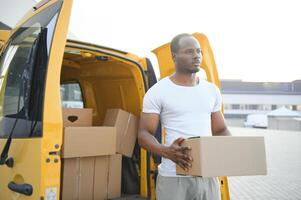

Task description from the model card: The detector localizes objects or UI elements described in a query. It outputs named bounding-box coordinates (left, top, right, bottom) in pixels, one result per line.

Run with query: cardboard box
left=61, top=154, right=122, bottom=200
left=62, top=127, right=116, bottom=158
left=62, top=107, right=116, bottom=158
left=61, top=157, right=94, bottom=200
left=62, top=108, right=92, bottom=127
left=103, top=109, right=138, bottom=157
left=61, top=108, right=121, bottom=199
left=176, top=136, right=267, bottom=177
left=94, top=154, right=122, bottom=199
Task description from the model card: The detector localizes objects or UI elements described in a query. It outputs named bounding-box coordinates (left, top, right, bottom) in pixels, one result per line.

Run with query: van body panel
left=0, top=30, right=11, bottom=51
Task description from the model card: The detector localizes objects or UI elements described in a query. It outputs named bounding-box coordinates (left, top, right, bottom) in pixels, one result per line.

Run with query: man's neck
left=170, top=72, right=199, bottom=86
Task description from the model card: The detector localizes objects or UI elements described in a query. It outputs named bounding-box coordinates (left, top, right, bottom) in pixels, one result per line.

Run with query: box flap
left=104, top=109, right=138, bottom=157
left=121, top=113, right=138, bottom=157
left=103, top=109, right=129, bottom=151
left=63, top=108, right=92, bottom=127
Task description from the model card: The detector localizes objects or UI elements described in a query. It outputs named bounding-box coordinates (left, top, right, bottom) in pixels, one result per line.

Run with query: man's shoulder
left=155, top=77, right=170, bottom=86
left=147, top=77, right=170, bottom=92
left=200, top=79, right=220, bottom=91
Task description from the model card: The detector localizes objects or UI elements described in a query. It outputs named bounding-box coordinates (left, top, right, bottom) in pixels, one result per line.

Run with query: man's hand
left=138, top=113, right=193, bottom=171
left=163, top=138, right=193, bottom=171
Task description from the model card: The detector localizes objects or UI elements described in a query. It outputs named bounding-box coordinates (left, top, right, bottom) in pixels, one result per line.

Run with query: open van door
left=151, top=32, right=230, bottom=200
left=0, top=0, right=72, bottom=199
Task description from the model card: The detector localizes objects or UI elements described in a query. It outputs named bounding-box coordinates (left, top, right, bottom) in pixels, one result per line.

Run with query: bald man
left=138, top=33, right=231, bottom=200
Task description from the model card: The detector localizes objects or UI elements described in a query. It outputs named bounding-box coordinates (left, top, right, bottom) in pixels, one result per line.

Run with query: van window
left=0, top=2, right=62, bottom=138
left=61, top=83, right=84, bottom=108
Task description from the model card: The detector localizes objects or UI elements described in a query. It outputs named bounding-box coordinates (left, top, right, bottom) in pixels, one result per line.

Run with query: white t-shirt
left=142, top=76, right=222, bottom=177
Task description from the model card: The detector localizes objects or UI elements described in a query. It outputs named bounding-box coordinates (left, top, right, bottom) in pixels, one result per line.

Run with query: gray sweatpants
left=156, top=175, right=221, bottom=200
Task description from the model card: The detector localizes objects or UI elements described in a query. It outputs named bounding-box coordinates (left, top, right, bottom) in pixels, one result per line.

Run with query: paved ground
left=228, top=127, right=301, bottom=200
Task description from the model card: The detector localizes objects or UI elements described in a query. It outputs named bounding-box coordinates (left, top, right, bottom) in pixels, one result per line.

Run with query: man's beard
left=177, top=66, right=200, bottom=74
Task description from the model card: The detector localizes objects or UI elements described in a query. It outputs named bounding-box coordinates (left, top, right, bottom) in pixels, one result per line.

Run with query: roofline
left=222, top=91, right=301, bottom=95
left=66, top=39, right=128, bottom=55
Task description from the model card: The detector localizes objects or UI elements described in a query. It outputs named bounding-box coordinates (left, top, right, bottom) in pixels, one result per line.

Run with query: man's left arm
left=211, top=111, right=231, bottom=136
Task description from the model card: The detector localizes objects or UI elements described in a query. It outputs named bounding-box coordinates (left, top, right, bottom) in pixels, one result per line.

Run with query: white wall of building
left=222, top=94, right=301, bottom=105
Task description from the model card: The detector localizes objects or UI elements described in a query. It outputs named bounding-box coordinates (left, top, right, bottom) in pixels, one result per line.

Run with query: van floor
left=112, top=195, right=148, bottom=200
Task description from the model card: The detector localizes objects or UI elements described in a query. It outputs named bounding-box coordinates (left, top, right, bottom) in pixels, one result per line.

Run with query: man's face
left=173, top=36, right=202, bottom=74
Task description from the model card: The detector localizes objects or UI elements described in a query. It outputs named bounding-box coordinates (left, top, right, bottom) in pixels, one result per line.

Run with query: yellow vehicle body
left=0, top=30, right=11, bottom=51
left=0, top=0, right=229, bottom=199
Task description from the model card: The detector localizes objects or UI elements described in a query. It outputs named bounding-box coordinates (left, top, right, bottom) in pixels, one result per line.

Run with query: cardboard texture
left=61, top=108, right=122, bottom=199
left=93, top=157, right=108, bottom=200
left=61, top=157, right=94, bottom=200
left=61, top=155, right=122, bottom=200
left=176, top=136, right=267, bottom=177
left=62, top=127, right=116, bottom=158
left=108, top=154, right=122, bottom=199
left=61, top=158, right=78, bottom=200
left=79, top=157, right=95, bottom=199
left=94, top=154, right=122, bottom=199
left=62, top=108, right=92, bottom=127
left=103, top=109, right=138, bottom=157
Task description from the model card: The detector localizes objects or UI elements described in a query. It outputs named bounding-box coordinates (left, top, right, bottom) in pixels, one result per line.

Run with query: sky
left=1, top=0, right=300, bottom=82
left=68, top=0, right=301, bottom=82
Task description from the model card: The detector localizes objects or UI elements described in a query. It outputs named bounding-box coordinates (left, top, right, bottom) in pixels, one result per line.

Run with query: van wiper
left=0, top=83, right=22, bottom=167
left=0, top=34, right=40, bottom=168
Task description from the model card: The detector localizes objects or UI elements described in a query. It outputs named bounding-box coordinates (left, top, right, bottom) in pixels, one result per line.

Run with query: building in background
left=221, top=79, right=301, bottom=131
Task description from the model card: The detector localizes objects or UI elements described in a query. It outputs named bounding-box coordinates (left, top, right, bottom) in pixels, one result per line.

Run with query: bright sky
left=68, top=0, right=300, bottom=82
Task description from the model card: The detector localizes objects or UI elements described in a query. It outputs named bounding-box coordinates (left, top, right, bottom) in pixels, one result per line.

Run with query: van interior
left=60, top=45, right=146, bottom=195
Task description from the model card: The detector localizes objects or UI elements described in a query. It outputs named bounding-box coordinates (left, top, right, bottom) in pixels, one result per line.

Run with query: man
left=138, top=33, right=231, bottom=200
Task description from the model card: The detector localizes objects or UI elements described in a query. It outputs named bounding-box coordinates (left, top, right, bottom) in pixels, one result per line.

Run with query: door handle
left=8, top=181, right=33, bottom=196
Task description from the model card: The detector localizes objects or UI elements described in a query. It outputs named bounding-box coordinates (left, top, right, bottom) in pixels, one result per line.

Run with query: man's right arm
left=138, top=112, right=192, bottom=171
left=138, top=113, right=165, bottom=155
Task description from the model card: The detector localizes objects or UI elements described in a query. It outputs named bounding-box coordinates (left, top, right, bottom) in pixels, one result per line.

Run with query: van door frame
left=0, top=0, right=73, bottom=199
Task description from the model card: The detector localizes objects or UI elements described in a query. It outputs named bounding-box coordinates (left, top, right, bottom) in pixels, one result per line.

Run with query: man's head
left=170, top=33, right=202, bottom=74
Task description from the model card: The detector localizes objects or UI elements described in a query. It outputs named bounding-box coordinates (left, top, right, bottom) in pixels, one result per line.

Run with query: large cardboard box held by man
left=61, top=108, right=121, bottom=200
left=103, top=109, right=138, bottom=157
left=176, top=136, right=267, bottom=177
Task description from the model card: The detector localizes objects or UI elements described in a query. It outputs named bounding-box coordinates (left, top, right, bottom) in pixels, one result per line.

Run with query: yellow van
left=0, top=0, right=230, bottom=199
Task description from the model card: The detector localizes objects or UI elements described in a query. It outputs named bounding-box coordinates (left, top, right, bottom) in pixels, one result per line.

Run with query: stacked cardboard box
left=176, top=136, right=267, bottom=177
left=103, top=109, right=138, bottom=158
left=61, top=108, right=138, bottom=200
